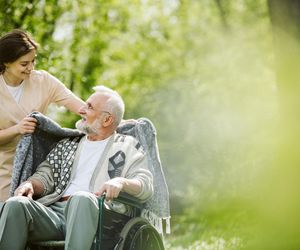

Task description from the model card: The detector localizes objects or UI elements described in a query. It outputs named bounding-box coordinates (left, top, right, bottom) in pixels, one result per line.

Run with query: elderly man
left=0, top=86, right=153, bottom=249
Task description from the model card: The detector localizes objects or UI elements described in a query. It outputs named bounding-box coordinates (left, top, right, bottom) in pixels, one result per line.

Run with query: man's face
left=76, top=93, right=107, bottom=135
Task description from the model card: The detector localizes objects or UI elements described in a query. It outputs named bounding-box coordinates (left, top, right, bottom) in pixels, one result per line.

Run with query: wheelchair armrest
left=114, top=192, right=144, bottom=210
left=98, top=192, right=143, bottom=211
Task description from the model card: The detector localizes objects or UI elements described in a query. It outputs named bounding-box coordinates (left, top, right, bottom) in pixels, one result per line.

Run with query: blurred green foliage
left=2, top=0, right=300, bottom=249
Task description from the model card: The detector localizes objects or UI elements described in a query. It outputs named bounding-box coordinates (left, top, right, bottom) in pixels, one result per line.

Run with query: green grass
left=164, top=202, right=253, bottom=250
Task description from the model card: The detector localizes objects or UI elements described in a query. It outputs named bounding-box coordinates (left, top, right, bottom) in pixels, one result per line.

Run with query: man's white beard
left=75, top=119, right=100, bottom=135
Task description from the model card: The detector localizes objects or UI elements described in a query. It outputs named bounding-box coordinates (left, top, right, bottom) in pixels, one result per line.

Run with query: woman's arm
left=44, top=71, right=85, bottom=115
left=62, top=96, right=85, bottom=115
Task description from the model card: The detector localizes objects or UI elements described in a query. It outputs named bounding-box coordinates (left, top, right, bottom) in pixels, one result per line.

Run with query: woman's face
left=4, top=49, right=36, bottom=84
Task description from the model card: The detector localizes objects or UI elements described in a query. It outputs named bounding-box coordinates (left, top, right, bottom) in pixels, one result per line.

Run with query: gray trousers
left=0, top=191, right=99, bottom=250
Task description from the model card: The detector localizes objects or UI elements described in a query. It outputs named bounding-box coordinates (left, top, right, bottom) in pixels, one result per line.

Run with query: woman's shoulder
left=29, top=70, right=61, bottom=87
left=29, top=70, right=50, bottom=81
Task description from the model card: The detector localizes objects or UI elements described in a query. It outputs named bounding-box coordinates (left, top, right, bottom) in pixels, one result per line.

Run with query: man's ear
left=102, top=114, right=114, bottom=127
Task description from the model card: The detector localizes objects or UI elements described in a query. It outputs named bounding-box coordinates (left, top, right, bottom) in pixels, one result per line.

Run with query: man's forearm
left=119, top=177, right=142, bottom=196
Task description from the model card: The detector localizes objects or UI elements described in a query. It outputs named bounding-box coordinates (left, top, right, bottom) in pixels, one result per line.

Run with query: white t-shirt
left=6, top=81, right=24, bottom=103
left=63, top=136, right=110, bottom=196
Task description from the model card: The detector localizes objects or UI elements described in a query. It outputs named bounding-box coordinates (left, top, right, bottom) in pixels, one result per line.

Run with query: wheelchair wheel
left=117, top=217, right=164, bottom=250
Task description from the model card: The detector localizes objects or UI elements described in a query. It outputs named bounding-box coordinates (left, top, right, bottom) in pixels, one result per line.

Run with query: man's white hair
left=93, top=85, right=125, bottom=126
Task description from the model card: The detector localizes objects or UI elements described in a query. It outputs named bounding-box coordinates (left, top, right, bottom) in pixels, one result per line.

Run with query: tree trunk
left=256, top=1, right=300, bottom=249
left=214, top=0, right=229, bottom=30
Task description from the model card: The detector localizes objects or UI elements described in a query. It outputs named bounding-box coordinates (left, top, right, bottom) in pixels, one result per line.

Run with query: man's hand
left=95, top=177, right=125, bottom=201
left=95, top=177, right=142, bottom=201
left=14, top=181, right=34, bottom=199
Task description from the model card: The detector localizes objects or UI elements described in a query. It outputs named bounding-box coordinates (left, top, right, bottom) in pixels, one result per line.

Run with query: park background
left=2, top=0, right=300, bottom=249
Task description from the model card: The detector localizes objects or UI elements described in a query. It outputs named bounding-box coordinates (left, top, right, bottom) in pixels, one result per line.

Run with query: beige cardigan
left=30, top=134, right=153, bottom=206
left=0, top=70, right=81, bottom=201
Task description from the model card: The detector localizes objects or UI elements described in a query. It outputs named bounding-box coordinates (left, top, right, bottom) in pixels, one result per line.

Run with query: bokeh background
left=2, top=0, right=300, bottom=249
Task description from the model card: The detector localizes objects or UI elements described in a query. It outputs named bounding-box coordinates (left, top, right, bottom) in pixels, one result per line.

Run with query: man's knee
left=69, top=191, right=97, bottom=204
left=65, top=191, right=99, bottom=216
left=3, top=196, right=31, bottom=212
left=64, top=192, right=99, bottom=244
left=0, top=197, right=32, bottom=222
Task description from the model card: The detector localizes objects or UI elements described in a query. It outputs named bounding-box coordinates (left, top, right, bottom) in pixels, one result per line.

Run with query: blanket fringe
left=165, top=216, right=171, bottom=234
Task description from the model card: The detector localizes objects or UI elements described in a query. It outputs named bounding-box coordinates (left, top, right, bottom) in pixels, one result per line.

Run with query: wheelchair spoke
left=130, top=224, right=164, bottom=250
left=118, top=217, right=165, bottom=250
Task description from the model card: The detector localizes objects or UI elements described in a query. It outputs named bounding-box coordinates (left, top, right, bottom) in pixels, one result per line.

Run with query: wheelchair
left=27, top=192, right=165, bottom=250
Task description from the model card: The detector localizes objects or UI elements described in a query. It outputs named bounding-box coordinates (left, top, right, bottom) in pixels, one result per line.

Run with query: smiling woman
left=2, top=50, right=36, bottom=87
left=0, top=29, right=85, bottom=202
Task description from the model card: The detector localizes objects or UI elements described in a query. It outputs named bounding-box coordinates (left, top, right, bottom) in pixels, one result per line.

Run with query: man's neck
left=87, top=131, right=114, bottom=141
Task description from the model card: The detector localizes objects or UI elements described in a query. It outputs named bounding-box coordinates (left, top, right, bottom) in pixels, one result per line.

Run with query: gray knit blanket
left=11, top=113, right=170, bottom=233
left=117, top=118, right=170, bottom=233
left=10, top=112, right=83, bottom=196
